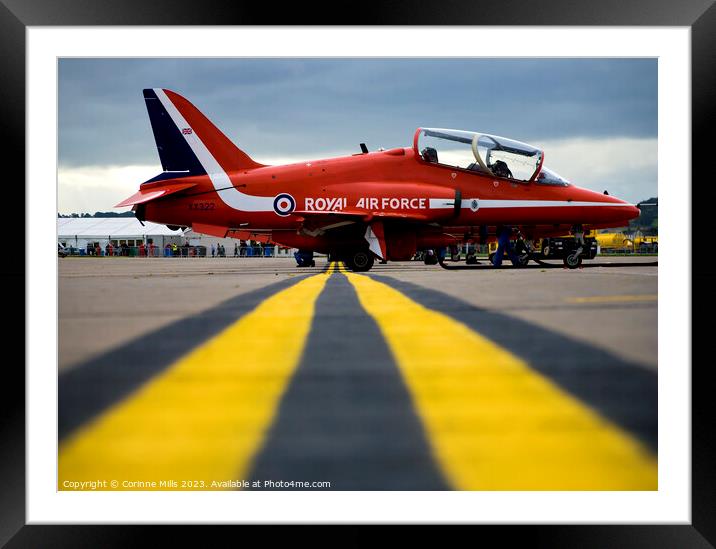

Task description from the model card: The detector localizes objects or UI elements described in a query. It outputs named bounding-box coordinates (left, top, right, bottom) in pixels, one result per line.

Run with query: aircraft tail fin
left=142, top=88, right=265, bottom=176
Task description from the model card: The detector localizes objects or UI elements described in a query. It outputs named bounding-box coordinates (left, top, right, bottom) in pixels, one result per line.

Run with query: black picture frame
left=3, top=0, right=711, bottom=545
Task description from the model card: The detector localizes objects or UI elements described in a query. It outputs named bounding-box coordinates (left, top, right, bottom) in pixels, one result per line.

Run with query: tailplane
left=142, top=88, right=264, bottom=176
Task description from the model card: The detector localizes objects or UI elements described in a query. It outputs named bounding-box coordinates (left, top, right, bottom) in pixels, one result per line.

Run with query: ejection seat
left=466, top=163, right=487, bottom=173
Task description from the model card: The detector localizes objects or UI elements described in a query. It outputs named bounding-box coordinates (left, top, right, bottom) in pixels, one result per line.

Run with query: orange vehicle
left=118, top=89, right=640, bottom=271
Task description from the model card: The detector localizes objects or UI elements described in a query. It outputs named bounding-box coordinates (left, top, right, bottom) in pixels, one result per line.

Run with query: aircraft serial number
left=189, top=202, right=216, bottom=210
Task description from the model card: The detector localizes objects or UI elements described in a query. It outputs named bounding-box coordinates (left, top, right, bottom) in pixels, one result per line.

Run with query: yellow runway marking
left=567, top=294, right=658, bottom=304
left=59, top=271, right=331, bottom=490
left=345, top=271, right=657, bottom=490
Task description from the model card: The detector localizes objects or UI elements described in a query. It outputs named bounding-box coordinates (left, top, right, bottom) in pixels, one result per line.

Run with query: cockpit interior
left=416, top=127, right=570, bottom=186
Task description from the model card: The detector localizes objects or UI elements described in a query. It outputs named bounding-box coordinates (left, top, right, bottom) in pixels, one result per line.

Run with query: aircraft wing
left=294, top=210, right=433, bottom=260
left=192, top=209, right=439, bottom=258
left=226, top=229, right=272, bottom=243
left=191, top=222, right=273, bottom=243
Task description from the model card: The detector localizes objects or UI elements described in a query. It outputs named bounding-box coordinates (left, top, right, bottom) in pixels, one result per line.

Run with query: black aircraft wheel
left=347, top=250, right=374, bottom=272
left=423, top=251, right=438, bottom=265
left=564, top=253, right=583, bottom=269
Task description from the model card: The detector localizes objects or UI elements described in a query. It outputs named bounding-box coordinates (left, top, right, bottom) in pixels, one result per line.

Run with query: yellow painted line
left=59, top=272, right=330, bottom=490
left=567, top=294, right=658, bottom=304
left=345, top=272, right=657, bottom=490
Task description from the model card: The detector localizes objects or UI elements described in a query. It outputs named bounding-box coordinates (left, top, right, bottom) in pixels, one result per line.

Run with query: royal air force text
left=304, top=197, right=428, bottom=212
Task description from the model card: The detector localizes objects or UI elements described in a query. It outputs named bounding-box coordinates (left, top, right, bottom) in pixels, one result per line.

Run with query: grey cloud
left=59, top=58, right=657, bottom=171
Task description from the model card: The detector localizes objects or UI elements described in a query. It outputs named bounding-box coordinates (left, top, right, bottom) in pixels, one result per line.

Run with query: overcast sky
left=58, top=58, right=657, bottom=213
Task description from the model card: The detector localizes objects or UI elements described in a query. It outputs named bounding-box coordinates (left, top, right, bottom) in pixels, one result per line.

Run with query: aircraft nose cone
left=627, top=204, right=641, bottom=219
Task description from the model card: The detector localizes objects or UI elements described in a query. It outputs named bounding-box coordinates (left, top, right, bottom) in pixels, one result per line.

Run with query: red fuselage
left=121, top=89, right=639, bottom=262
left=140, top=144, right=638, bottom=258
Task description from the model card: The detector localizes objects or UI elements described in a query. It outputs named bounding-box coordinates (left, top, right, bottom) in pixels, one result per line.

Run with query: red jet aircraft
left=117, top=88, right=641, bottom=271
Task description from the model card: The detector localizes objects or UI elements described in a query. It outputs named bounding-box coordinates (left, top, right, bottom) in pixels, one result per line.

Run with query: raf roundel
left=273, top=193, right=296, bottom=216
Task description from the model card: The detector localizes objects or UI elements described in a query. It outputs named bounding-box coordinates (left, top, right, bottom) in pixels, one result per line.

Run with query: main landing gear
left=300, top=249, right=376, bottom=272
left=422, top=248, right=447, bottom=266
left=345, top=249, right=374, bottom=272
left=423, top=250, right=439, bottom=265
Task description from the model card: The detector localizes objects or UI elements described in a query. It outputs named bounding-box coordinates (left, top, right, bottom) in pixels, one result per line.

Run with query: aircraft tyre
left=423, top=250, right=439, bottom=265
left=564, top=252, right=582, bottom=269
left=346, top=250, right=374, bottom=272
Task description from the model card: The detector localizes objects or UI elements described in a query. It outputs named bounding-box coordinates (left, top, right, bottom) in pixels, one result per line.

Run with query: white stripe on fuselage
left=458, top=198, right=631, bottom=209
left=154, top=88, right=273, bottom=212
left=428, top=198, right=456, bottom=209
left=429, top=199, right=634, bottom=210
left=460, top=199, right=634, bottom=209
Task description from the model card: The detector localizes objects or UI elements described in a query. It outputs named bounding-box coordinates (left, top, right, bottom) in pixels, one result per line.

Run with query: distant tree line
left=58, top=211, right=135, bottom=218
left=628, top=197, right=658, bottom=235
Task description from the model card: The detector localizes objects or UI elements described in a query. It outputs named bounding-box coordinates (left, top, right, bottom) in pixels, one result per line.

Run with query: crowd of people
left=210, top=240, right=271, bottom=258
left=71, top=239, right=281, bottom=257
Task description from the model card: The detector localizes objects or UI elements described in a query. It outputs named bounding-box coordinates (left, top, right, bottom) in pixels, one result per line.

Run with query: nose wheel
left=563, top=252, right=583, bottom=269
left=564, top=224, right=585, bottom=269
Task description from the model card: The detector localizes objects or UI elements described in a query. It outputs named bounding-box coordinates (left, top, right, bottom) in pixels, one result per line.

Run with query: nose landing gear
left=563, top=252, right=583, bottom=269
left=563, top=224, right=585, bottom=269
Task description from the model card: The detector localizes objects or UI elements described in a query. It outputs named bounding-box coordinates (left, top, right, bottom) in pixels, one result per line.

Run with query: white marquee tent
left=57, top=217, right=185, bottom=251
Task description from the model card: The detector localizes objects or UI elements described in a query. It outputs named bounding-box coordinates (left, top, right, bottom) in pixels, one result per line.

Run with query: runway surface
left=58, top=256, right=657, bottom=490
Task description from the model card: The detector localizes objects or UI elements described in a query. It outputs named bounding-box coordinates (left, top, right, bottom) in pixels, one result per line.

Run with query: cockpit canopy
left=415, top=127, right=569, bottom=186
